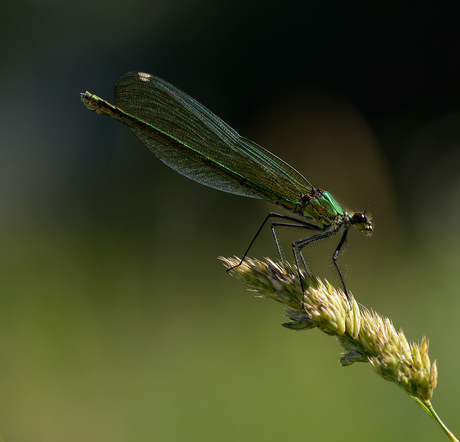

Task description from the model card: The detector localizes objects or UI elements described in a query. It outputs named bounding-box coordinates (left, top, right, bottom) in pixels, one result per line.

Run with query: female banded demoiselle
left=81, top=72, right=374, bottom=300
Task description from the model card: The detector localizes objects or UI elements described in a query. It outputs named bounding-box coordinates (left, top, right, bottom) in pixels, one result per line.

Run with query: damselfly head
left=351, top=211, right=374, bottom=236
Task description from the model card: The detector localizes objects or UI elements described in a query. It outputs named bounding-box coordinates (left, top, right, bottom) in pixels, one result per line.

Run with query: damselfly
left=81, top=72, right=374, bottom=300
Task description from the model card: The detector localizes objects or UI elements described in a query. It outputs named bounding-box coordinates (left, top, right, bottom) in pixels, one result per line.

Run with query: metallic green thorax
left=305, top=190, right=345, bottom=221
left=276, top=188, right=346, bottom=227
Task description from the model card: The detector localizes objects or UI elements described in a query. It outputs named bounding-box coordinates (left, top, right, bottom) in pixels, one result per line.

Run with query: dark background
left=1, top=1, right=459, bottom=440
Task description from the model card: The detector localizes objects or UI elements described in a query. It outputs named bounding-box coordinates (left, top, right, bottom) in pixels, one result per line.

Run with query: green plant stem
left=410, top=397, right=458, bottom=442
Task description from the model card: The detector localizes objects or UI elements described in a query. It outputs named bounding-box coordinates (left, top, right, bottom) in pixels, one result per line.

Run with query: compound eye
left=352, top=212, right=366, bottom=224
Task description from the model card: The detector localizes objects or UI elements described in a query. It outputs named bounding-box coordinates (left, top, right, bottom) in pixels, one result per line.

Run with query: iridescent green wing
left=114, top=72, right=314, bottom=204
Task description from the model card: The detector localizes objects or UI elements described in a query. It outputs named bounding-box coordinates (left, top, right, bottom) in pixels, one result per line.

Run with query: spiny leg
left=270, top=221, right=324, bottom=272
left=331, top=226, right=350, bottom=301
left=296, top=226, right=352, bottom=305
left=228, top=214, right=350, bottom=308
left=259, top=219, right=332, bottom=306
left=227, top=213, right=321, bottom=272
left=293, top=228, right=340, bottom=306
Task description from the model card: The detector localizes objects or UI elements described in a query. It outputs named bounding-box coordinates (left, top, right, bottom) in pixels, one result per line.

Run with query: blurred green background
left=1, top=1, right=460, bottom=440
